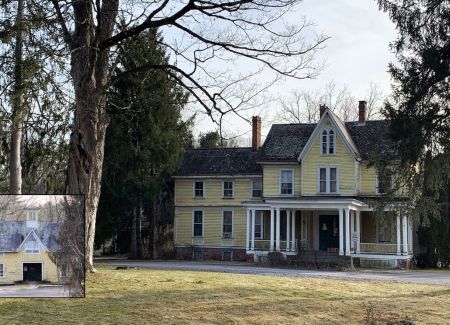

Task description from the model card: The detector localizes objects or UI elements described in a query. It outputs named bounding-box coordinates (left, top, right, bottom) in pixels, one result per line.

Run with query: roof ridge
left=185, top=147, right=253, bottom=151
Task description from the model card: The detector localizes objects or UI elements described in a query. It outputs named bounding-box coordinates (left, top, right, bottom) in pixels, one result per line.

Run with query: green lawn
left=0, top=265, right=449, bottom=324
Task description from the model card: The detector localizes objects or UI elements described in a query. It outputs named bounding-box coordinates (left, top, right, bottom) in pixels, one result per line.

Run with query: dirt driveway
left=0, top=284, right=69, bottom=297
left=98, top=260, right=450, bottom=286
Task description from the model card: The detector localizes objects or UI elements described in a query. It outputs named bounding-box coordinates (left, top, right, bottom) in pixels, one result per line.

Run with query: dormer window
left=26, top=210, right=38, bottom=228
left=321, top=129, right=335, bottom=155
left=28, top=211, right=37, bottom=221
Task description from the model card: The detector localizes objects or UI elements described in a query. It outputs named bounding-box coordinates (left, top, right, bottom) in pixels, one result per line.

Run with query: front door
left=319, top=215, right=339, bottom=251
left=23, top=263, right=42, bottom=282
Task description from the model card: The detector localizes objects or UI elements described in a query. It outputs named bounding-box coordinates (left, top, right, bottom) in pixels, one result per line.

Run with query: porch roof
left=242, top=196, right=408, bottom=210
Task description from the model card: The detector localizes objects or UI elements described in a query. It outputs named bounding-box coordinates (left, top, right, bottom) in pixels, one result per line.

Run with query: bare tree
left=43, top=0, right=329, bottom=272
left=276, top=80, right=385, bottom=123
left=50, top=195, right=85, bottom=297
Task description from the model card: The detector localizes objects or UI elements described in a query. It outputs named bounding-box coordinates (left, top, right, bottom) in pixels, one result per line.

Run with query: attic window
left=27, top=211, right=37, bottom=221
left=321, top=129, right=336, bottom=155
left=25, top=239, right=39, bottom=254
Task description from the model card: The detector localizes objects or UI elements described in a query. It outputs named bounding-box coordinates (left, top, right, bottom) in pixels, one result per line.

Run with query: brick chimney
left=319, top=104, right=327, bottom=118
left=358, top=100, right=368, bottom=123
left=252, top=116, right=261, bottom=150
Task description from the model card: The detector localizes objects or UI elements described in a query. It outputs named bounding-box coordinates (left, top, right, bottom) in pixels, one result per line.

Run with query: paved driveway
left=98, top=260, right=450, bottom=286
left=0, top=284, right=69, bottom=297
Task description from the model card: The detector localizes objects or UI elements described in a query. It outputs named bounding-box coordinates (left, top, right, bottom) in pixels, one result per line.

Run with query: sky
left=178, top=0, right=398, bottom=144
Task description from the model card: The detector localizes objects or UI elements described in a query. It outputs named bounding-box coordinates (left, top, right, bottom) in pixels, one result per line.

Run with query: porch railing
left=360, top=243, right=397, bottom=254
left=360, top=243, right=413, bottom=254
left=251, top=240, right=298, bottom=252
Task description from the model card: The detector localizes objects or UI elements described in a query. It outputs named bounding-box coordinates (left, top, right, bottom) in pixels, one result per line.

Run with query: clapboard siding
left=175, top=206, right=247, bottom=248
left=302, top=119, right=356, bottom=195
left=361, top=163, right=377, bottom=195
left=175, top=178, right=258, bottom=206
left=262, top=165, right=301, bottom=196
left=0, top=248, right=58, bottom=283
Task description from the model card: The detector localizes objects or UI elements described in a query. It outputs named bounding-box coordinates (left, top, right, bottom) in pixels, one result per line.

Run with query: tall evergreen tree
left=378, top=1, right=450, bottom=266
left=96, top=29, right=192, bottom=258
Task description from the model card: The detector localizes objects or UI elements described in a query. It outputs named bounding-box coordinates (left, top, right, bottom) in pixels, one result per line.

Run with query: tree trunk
left=66, top=0, right=118, bottom=273
left=66, top=49, right=109, bottom=273
left=130, top=208, right=137, bottom=258
left=9, top=0, right=25, bottom=194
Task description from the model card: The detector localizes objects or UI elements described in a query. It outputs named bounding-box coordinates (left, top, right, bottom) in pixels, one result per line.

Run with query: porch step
left=293, top=250, right=350, bottom=267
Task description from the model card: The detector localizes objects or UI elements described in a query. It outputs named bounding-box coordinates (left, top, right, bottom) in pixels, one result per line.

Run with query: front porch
left=244, top=199, right=413, bottom=264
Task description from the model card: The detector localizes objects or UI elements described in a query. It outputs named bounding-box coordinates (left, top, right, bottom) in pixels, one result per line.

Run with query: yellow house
left=0, top=208, right=60, bottom=283
left=174, top=102, right=414, bottom=268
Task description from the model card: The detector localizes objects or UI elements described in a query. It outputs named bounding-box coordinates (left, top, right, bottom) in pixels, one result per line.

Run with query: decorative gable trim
left=16, top=230, right=49, bottom=253
left=297, top=110, right=360, bottom=161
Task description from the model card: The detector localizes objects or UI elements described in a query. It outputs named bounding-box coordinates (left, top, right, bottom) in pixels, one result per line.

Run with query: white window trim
left=25, top=240, right=40, bottom=255
left=279, top=169, right=294, bottom=196
left=221, top=208, right=234, bottom=239
left=251, top=179, right=263, bottom=198
left=0, top=263, right=4, bottom=277
left=317, top=166, right=340, bottom=194
left=192, top=209, right=205, bottom=238
left=320, top=128, right=337, bottom=156
left=222, top=180, right=234, bottom=198
left=192, top=180, right=205, bottom=199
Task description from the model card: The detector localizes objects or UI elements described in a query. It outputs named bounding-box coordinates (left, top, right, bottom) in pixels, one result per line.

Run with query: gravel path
left=0, top=284, right=70, bottom=297
left=97, top=260, right=450, bottom=286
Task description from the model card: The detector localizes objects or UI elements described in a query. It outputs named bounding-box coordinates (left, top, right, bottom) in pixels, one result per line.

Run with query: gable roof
left=259, top=118, right=398, bottom=162
left=177, top=147, right=262, bottom=176
left=298, top=110, right=360, bottom=161
left=17, top=229, right=49, bottom=252
left=0, top=221, right=60, bottom=252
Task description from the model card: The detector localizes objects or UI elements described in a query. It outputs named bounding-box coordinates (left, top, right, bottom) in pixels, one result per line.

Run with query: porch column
left=402, top=215, right=408, bottom=255
left=291, top=211, right=296, bottom=251
left=408, top=217, right=413, bottom=254
left=286, top=210, right=291, bottom=251
left=339, top=208, right=344, bottom=256
left=251, top=209, right=255, bottom=251
left=396, top=215, right=401, bottom=255
left=246, top=209, right=250, bottom=250
left=270, top=208, right=275, bottom=252
left=356, top=210, right=361, bottom=254
left=276, top=208, right=281, bottom=251
left=345, top=208, right=351, bottom=256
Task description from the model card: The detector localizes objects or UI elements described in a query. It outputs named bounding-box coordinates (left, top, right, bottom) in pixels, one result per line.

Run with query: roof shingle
left=178, top=147, right=262, bottom=176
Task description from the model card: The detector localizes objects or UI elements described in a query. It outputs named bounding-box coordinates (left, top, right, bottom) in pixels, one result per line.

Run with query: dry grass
left=0, top=265, right=449, bottom=324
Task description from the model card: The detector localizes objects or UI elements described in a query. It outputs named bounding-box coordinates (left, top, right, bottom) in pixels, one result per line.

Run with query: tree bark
left=65, top=0, right=118, bottom=273
left=9, top=0, right=25, bottom=194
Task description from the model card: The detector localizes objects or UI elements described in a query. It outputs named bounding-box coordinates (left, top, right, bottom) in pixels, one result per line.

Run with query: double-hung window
left=193, top=181, right=204, bottom=198
left=193, top=210, right=204, bottom=237
left=252, top=180, right=262, bottom=197
left=223, top=181, right=234, bottom=198
left=280, top=170, right=293, bottom=195
left=318, top=167, right=338, bottom=194
left=321, top=129, right=336, bottom=155
left=222, top=210, right=233, bottom=238
left=377, top=169, right=392, bottom=194
left=0, top=264, right=4, bottom=277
